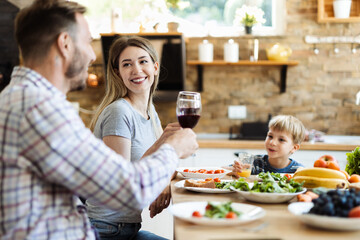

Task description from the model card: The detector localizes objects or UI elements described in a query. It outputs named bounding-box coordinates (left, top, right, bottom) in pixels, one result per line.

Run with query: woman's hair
left=268, top=115, right=306, bottom=145
left=90, top=36, right=162, bottom=137
left=15, top=0, right=86, bottom=61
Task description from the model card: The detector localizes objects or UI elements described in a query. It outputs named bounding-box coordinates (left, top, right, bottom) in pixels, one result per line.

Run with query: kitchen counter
left=197, top=134, right=359, bottom=151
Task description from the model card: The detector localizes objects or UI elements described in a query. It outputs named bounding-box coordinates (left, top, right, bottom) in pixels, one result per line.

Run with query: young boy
left=232, top=115, right=306, bottom=176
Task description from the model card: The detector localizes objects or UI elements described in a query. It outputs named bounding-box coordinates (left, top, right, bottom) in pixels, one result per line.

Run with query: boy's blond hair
left=268, top=115, right=306, bottom=145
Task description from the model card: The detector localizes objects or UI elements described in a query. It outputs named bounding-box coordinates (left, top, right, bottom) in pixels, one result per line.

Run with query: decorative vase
left=333, top=0, right=352, bottom=18
left=167, top=22, right=179, bottom=32
left=245, top=26, right=252, bottom=34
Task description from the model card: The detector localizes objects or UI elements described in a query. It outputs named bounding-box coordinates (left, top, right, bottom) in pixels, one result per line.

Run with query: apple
left=313, top=155, right=339, bottom=169
left=318, top=154, right=337, bottom=163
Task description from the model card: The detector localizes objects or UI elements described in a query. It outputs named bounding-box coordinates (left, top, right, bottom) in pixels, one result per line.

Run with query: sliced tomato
left=205, top=178, right=213, bottom=181
left=183, top=169, right=189, bottom=172
left=213, top=178, right=221, bottom=182
left=206, top=170, right=215, bottom=174
left=225, top=212, right=237, bottom=219
left=214, top=169, right=221, bottom=174
left=192, top=211, right=202, bottom=217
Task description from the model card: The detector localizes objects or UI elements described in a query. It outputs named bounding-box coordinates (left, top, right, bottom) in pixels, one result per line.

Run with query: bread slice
left=184, top=179, right=216, bottom=188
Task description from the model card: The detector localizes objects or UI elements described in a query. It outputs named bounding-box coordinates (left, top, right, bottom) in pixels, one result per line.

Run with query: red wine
left=177, top=108, right=201, bottom=128
left=178, top=115, right=200, bottom=128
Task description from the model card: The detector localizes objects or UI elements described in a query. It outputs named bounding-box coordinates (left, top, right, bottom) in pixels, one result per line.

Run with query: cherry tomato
left=213, top=178, right=221, bottom=182
left=205, top=178, right=213, bottom=181
left=284, top=174, right=293, bottom=180
left=225, top=212, right=237, bottom=219
left=183, top=169, right=189, bottom=172
left=214, top=169, right=221, bottom=174
left=220, top=169, right=225, bottom=173
left=198, top=169, right=206, bottom=173
left=192, top=211, right=202, bottom=217
left=206, top=170, right=215, bottom=174
left=205, top=204, right=212, bottom=210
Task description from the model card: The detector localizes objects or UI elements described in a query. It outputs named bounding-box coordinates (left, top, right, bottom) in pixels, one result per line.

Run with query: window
left=78, top=0, right=285, bottom=38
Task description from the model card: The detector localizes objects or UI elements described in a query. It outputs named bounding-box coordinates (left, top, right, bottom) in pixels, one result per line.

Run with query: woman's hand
left=149, top=184, right=171, bottom=218
left=142, top=122, right=183, bottom=158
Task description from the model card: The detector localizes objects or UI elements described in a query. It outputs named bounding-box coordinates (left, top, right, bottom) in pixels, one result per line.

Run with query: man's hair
left=14, top=0, right=86, bottom=61
left=268, top=115, right=306, bottom=145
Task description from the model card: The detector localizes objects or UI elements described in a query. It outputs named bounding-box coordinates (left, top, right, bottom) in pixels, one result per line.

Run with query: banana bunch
left=293, top=167, right=349, bottom=189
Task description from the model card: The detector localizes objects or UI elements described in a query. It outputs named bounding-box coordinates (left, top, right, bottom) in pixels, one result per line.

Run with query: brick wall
left=65, top=0, right=360, bottom=135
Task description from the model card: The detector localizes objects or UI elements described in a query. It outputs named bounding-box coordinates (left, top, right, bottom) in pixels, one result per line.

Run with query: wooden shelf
left=187, top=60, right=299, bottom=93
left=100, top=32, right=183, bottom=37
left=187, top=60, right=299, bottom=66
left=318, top=0, right=360, bottom=23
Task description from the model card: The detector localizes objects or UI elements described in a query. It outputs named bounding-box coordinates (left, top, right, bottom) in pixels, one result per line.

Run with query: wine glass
left=176, top=91, right=201, bottom=164
left=176, top=91, right=202, bottom=129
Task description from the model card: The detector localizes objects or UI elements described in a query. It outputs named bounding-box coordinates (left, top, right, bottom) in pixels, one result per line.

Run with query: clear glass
left=176, top=91, right=202, bottom=129
left=236, top=152, right=254, bottom=178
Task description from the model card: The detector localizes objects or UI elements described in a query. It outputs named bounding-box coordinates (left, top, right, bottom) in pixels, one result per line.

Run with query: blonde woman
left=87, top=36, right=175, bottom=240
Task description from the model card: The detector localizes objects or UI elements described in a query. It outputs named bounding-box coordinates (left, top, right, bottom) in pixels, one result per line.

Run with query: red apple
left=313, top=155, right=338, bottom=169
left=318, top=154, right=337, bottom=163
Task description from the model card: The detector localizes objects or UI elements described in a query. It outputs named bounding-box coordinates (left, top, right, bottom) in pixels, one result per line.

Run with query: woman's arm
left=103, top=135, right=131, bottom=161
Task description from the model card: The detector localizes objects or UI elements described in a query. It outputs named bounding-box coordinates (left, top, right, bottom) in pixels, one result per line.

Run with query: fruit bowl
left=288, top=202, right=360, bottom=231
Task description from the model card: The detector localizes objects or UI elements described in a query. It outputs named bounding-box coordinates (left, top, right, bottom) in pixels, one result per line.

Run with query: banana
left=293, top=176, right=349, bottom=189
left=293, top=167, right=347, bottom=180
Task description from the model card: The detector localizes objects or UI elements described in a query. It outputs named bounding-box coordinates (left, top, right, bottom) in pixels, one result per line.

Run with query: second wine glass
left=176, top=91, right=201, bottom=129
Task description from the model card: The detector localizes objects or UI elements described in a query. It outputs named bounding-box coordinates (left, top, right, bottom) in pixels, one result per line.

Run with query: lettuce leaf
left=346, top=147, right=360, bottom=175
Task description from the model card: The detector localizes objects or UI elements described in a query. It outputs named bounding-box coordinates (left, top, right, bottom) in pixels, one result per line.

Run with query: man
left=0, top=0, right=198, bottom=239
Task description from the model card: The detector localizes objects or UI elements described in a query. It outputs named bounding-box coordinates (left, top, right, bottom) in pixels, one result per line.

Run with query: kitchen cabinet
left=318, top=0, right=360, bottom=23
left=187, top=60, right=299, bottom=93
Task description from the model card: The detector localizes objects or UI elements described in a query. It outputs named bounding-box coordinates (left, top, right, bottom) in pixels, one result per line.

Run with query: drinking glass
left=176, top=91, right=201, bottom=129
left=176, top=91, right=201, bottom=164
left=236, top=152, right=254, bottom=178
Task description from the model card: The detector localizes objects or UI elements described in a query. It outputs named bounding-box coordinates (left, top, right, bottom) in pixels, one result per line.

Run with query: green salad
left=229, top=172, right=304, bottom=193
left=204, top=202, right=242, bottom=219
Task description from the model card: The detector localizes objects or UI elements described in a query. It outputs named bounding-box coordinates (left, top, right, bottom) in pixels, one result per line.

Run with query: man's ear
left=56, top=32, right=73, bottom=60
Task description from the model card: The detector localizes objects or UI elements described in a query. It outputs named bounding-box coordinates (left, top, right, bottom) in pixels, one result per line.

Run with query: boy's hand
left=226, top=160, right=243, bottom=178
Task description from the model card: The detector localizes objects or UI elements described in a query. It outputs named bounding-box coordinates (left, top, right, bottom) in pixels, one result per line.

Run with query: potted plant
left=166, top=0, right=181, bottom=32
left=233, top=5, right=266, bottom=34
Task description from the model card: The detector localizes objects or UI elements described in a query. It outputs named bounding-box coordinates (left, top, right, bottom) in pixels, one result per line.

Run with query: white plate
left=176, top=167, right=230, bottom=179
left=230, top=183, right=306, bottom=203
left=174, top=180, right=234, bottom=193
left=169, top=201, right=266, bottom=226
left=288, top=202, right=360, bottom=231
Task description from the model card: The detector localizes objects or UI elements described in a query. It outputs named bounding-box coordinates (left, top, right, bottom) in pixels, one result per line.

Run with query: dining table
left=170, top=173, right=360, bottom=240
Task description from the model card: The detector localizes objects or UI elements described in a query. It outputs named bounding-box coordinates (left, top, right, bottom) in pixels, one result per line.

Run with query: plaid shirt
left=0, top=66, right=178, bottom=240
